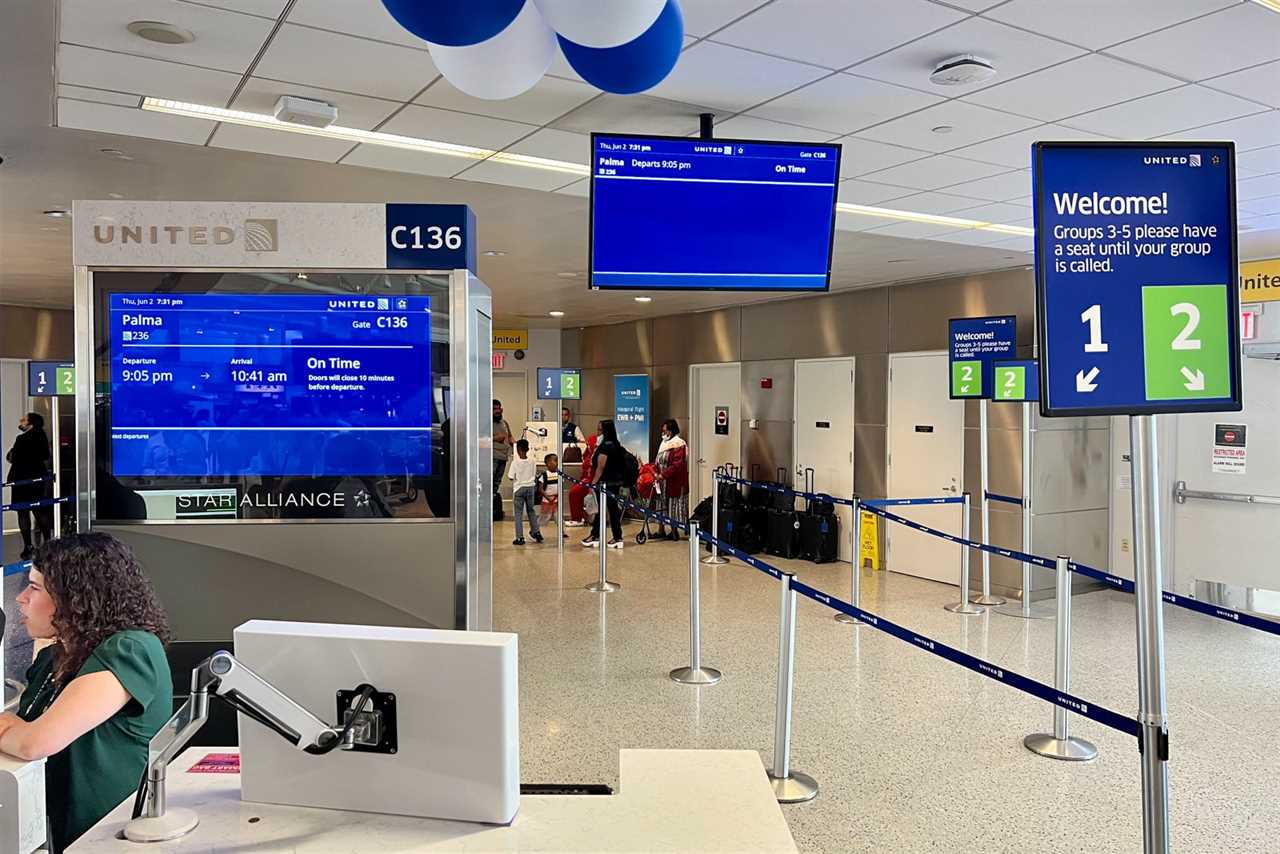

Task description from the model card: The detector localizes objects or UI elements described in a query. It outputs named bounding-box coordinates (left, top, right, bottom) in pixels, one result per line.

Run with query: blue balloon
left=558, top=0, right=684, bottom=95
left=381, top=0, right=525, bottom=47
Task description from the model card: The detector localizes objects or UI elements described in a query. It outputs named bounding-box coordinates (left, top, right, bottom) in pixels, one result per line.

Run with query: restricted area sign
left=1034, top=141, right=1241, bottom=416
left=714, top=405, right=730, bottom=435
left=991, top=359, right=1040, bottom=403
left=29, top=361, right=74, bottom=396
left=536, top=367, right=581, bottom=400
left=949, top=316, right=1016, bottom=399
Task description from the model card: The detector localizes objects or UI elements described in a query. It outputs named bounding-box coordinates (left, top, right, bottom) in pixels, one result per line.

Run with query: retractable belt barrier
left=0, top=495, right=72, bottom=513
left=561, top=473, right=691, bottom=534
left=0, top=474, right=55, bottom=489
left=863, top=496, right=965, bottom=508
left=865, top=504, right=1057, bottom=570
left=984, top=491, right=1024, bottom=507
left=717, top=474, right=859, bottom=507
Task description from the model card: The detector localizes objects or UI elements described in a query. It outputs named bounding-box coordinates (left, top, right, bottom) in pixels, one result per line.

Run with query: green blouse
left=18, top=630, right=172, bottom=853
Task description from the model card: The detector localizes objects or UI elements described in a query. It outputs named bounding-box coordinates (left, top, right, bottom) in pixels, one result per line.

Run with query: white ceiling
left=1, top=0, right=1278, bottom=326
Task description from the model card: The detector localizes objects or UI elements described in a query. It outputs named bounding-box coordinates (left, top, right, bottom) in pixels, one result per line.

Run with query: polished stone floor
left=495, top=519, right=1280, bottom=854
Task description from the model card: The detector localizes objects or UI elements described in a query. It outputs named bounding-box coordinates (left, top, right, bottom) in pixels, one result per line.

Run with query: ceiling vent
left=929, top=54, right=996, bottom=87
left=273, top=96, right=338, bottom=128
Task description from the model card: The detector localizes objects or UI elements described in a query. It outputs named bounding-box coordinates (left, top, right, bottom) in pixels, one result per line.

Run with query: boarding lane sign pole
left=834, top=497, right=863, bottom=626
left=1034, top=140, right=1242, bottom=854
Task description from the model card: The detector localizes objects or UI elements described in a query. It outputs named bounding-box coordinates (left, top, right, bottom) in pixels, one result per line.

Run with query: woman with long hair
left=654, top=418, right=689, bottom=542
left=0, top=533, right=173, bottom=852
left=583, top=419, right=627, bottom=549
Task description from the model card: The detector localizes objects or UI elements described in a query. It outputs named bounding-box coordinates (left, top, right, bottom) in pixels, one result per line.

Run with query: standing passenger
left=655, top=419, right=689, bottom=542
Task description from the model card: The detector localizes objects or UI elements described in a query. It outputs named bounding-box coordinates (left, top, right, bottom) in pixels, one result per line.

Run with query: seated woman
left=0, top=532, right=173, bottom=853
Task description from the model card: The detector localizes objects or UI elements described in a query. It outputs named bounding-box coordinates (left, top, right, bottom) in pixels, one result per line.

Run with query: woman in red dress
left=654, top=419, right=688, bottom=542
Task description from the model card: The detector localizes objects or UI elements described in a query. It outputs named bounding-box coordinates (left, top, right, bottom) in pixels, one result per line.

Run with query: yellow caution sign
left=858, top=510, right=879, bottom=570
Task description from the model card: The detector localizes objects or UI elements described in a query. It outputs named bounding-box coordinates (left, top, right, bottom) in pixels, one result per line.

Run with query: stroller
left=633, top=462, right=662, bottom=544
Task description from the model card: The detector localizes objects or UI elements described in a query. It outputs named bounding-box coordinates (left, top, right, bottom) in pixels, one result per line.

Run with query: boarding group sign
left=1033, top=142, right=1241, bottom=417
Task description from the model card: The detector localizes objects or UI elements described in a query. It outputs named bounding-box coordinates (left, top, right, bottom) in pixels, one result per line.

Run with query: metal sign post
left=556, top=397, right=564, bottom=570
left=974, top=398, right=1005, bottom=606
left=28, top=361, right=75, bottom=539
left=702, top=469, right=728, bottom=565
left=835, top=497, right=862, bottom=626
left=1033, top=140, right=1241, bottom=854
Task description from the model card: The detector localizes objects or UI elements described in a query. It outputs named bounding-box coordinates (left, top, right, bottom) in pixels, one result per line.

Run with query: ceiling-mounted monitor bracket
left=699, top=113, right=715, bottom=140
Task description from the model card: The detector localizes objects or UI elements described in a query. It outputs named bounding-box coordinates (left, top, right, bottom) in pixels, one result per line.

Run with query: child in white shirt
left=508, top=439, right=541, bottom=545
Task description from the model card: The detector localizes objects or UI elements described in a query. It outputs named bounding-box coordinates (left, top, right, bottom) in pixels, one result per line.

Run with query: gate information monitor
left=589, top=133, right=841, bottom=292
left=537, top=368, right=581, bottom=400
left=108, top=293, right=433, bottom=477
left=1034, top=141, right=1240, bottom=416
left=991, top=359, right=1040, bottom=403
left=949, top=315, right=1016, bottom=399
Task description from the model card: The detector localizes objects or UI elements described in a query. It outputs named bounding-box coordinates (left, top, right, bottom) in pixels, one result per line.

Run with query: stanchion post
left=1024, top=555, right=1098, bottom=761
left=996, top=401, right=1050, bottom=620
left=1130, top=415, right=1171, bottom=854
left=670, top=522, right=722, bottom=685
left=945, top=492, right=984, bottom=615
left=835, top=497, right=861, bottom=626
left=585, top=483, right=620, bottom=593
left=767, top=571, right=818, bottom=803
left=974, top=398, right=1006, bottom=606
left=703, top=469, right=728, bottom=565
left=556, top=398, right=564, bottom=565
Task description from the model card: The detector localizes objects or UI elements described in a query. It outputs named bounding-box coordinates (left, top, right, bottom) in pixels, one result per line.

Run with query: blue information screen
left=1034, top=142, right=1240, bottom=416
left=108, top=293, right=433, bottom=477
left=536, top=368, right=581, bottom=400
left=590, top=133, right=841, bottom=291
left=949, top=316, right=1016, bottom=399
left=991, top=359, right=1041, bottom=403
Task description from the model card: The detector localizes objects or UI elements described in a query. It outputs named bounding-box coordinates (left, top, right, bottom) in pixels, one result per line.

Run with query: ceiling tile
left=850, top=17, right=1086, bottom=96
left=930, top=229, right=1015, bottom=247
left=985, top=0, right=1237, bottom=51
left=1105, top=3, right=1280, bottom=81
left=254, top=23, right=436, bottom=100
left=230, top=78, right=399, bottom=129
left=55, top=97, right=213, bottom=145
left=1203, top=60, right=1280, bottom=109
left=340, top=144, right=473, bottom=178
left=645, top=41, right=828, bottom=112
left=859, top=155, right=1011, bottom=191
left=1238, top=144, right=1280, bottom=177
left=209, top=123, right=354, bottom=161
left=936, top=169, right=1032, bottom=202
left=834, top=211, right=892, bottom=232
left=856, top=101, right=1038, bottom=153
left=882, top=191, right=990, bottom=215
left=503, top=128, right=590, bottom=164
left=941, top=0, right=1005, bottom=9
left=713, top=0, right=967, bottom=70
left=749, top=73, right=943, bottom=135
left=947, top=124, right=1111, bottom=168
left=286, top=0, right=429, bottom=48
left=59, top=0, right=274, bottom=72
left=962, top=54, right=1181, bottom=122
left=836, top=179, right=918, bottom=205
left=950, top=201, right=1032, bottom=225
left=57, top=85, right=142, bottom=108
left=711, top=115, right=836, bottom=143
left=834, top=137, right=931, bottom=178
left=378, top=104, right=535, bottom=150
left=985, top=235, right=1035, bottom=253
left=190, top=0, right=289, bottom=17
left=1238, top=174, right=1280, bottom=202
left=552, top=94, right=716, bottom=136
left=547, top=36, right=698, bottom=83
left=1159, top=110, right=1280, bottom=152
left=455, top=160, right=578, bottom=192
left=1061, top=85, right=1265, bottom=139
left=681, top=0, right=772, bottom=37
left=58, top=44, right=244, bottom=105
left=416, top=75, right=597, bottom=125
left=1240, top=195, right=1280, bottom=216
left=866, top=220, right=969, bottom=240
left=554, top=179, right=591, bottom=198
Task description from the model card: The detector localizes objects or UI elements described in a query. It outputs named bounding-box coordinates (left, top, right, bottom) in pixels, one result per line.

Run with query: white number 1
left=1081, top=304, right=1108, bottom=353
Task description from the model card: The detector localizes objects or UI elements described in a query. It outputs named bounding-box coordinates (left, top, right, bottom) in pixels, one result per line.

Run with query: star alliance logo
left=354, top=489, right=371, bottom=508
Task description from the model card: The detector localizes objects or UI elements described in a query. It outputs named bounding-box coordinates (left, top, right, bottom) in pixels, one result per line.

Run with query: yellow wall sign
left=1240, top=259, right=1280, bottom=304
left=858, top=510, right=880, bottom=571
left=492, top=329, right=528, bottom=350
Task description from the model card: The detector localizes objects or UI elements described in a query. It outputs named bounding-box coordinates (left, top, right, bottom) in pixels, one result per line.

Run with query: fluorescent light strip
left=1250, top=0, right=1280, bottom=13
left=835, top=202, right=1034, bottom=236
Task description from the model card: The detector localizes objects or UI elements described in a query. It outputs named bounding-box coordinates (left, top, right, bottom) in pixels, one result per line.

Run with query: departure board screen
left=589, top=133, right=841, bottom=291
left=108, top=293, right=433, bottom=477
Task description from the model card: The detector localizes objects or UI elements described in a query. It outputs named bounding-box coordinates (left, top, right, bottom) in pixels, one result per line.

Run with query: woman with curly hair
left=0, top=532, right=172, bottom=852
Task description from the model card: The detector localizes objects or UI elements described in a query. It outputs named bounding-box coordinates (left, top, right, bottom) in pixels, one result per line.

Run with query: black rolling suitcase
left=798, top=468, right=840, bottom=563
left=764, top=469, right=800, bottom=559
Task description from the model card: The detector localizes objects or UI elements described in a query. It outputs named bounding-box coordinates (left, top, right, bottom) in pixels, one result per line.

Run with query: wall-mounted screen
left=589, top=133, right=841, bottom=292
left=536, top=367, right=581, bottom=400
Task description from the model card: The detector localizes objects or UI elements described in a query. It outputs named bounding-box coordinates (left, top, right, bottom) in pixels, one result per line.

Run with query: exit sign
left=1241, top=309, right=1257, bottom=340
left=492, top=352, right=506, bottom=369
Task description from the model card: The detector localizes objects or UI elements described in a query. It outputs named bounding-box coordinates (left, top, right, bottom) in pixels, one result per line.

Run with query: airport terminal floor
left=493, top=520, right=1280, bottom=854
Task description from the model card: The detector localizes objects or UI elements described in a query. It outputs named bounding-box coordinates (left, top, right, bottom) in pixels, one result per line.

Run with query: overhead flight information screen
left=589, top=133, right=841, bottom=291
left=108, top=292, right=433, bottom=478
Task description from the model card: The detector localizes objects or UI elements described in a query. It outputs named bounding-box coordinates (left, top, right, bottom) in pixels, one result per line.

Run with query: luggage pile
left=694, top=465, right=842, bottom=564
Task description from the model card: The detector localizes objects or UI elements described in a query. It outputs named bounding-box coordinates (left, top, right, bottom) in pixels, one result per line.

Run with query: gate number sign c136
left=949, top=315, right=1016, bottom=399
left=1033, top=141, right=1241, bottom=417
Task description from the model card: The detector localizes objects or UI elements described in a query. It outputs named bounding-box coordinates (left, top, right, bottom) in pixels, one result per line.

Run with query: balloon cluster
left=381, top=0, right=685, bottom=99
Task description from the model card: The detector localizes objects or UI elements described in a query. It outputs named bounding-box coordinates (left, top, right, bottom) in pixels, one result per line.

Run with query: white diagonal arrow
left=1076, top=367, right=1100, bottom=392
left=960, top=384, right=971, bottom=394
left=1180, top=366, right=1205, bottom=391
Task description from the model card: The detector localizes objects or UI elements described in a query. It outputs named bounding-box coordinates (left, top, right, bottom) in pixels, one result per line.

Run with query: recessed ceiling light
left=482, top=250, right=506, bottom=257
left=548, top=310, right=565, bottom=317
left=634, top=296, right=652, bottom=303
left=931, top=125, right=954, bottom=134
left=42, top=209, right=70, bottom=218
left=127, top=21, right=195, bottom=45
left=929, top=54, right=996, bottom=87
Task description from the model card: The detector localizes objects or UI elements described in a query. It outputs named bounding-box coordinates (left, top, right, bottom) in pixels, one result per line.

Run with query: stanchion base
left=1023, top=733, right=1098, bottom=762
left=973, top=594, right=1007, bottom=606
left=585, top=580, right=621, bottom=593
left=834, top=612, right=862, bottom=626
left=767, top=770, right=819, bottom=804
left=944, top=602, right=986, bottom=615
left=994, top=601, right=1054, bottom=620
left=124, top=808, right=200, bottom=842
left=701, top=555, right=729, bottom=565
left=669, top=666, right=722, bottom=685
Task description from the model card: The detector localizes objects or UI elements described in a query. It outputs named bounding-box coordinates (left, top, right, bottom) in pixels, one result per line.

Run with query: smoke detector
left=273, top=96, right=338, bottom=128
left=127, top=21, right=195, bottom=45
left=929, top=54, right=996, bottom=87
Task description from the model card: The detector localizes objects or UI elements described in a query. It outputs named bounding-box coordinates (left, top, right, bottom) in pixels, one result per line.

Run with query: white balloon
left=429, top=1, right=556, bottom=100
left=534, top=0, right=667, bottom=48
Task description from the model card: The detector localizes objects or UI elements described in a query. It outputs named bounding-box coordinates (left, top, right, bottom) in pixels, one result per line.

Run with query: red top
left=657, top=441, right=689, bottom=498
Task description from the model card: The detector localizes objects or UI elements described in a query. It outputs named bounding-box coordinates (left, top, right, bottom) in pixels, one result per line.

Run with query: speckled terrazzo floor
left=494, top=520, right=1280, bottom=854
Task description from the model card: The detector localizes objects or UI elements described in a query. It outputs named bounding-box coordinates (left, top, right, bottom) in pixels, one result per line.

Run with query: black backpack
left=623, top=448, right=641, bottom=487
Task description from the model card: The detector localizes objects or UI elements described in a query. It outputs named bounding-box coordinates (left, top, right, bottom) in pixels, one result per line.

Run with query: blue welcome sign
left=949, top=316, right=1016, bottom=399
